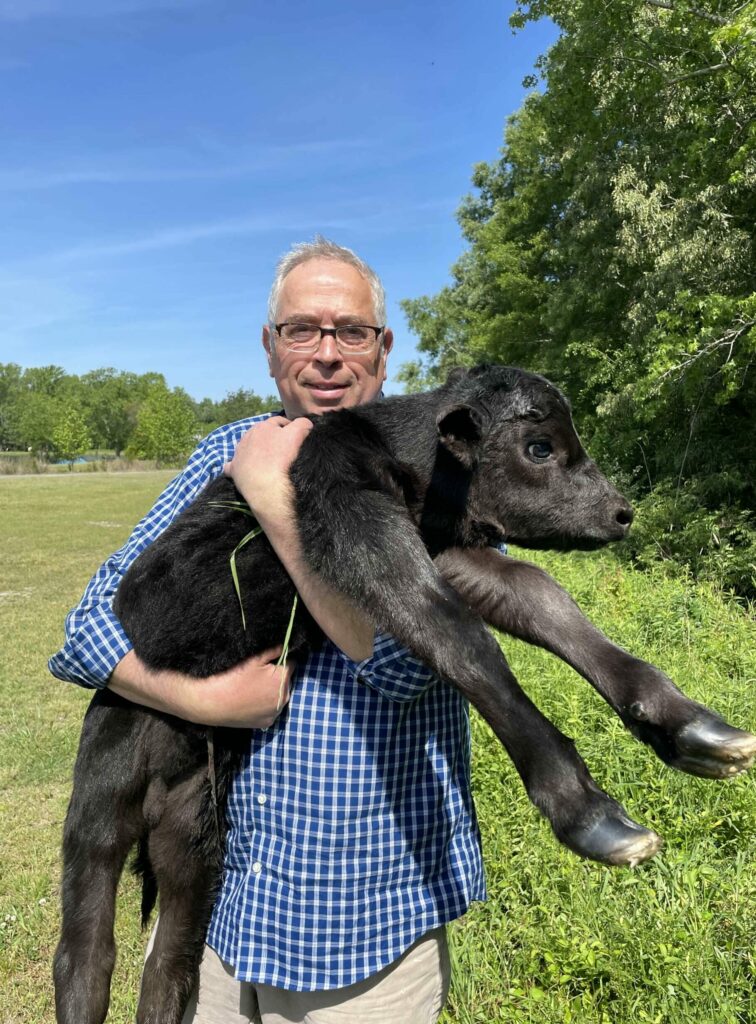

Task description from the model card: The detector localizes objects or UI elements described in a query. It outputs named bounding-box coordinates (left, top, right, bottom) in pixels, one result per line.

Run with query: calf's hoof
left=560, top=810, right=662, bottom=868
left=629, top=702, right=756, bottom=780
left=671, top=714, right=756, bottom=779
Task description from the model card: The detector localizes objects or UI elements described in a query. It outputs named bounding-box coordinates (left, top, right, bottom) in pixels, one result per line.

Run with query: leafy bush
left=621, top=485, right=756, bottom=599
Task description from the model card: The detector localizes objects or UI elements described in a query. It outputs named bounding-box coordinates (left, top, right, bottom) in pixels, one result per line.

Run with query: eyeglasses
left=274, top=322, right=384, bottom=354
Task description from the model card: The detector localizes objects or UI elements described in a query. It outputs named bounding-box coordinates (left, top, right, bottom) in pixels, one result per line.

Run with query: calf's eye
left=527, top=441, right=553, bottom=462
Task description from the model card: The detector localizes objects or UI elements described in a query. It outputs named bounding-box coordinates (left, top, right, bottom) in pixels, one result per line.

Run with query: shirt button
left=257, top=794, right=267, bottom=805
left=252, top=862, right=262, bottom=874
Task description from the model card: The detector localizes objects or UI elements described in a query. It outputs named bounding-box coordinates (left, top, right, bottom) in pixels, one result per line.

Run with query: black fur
left=54, top=365, right=756, bottom=1024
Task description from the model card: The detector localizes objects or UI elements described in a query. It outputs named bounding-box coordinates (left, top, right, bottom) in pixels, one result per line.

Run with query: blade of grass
left=210, top=501, right=298, bottom=665
left=275, top=594, right=299, bottom=709
left=209, top=499, right=264, bottom=631
left=228, top=527, right=263, bottom=631
left=208, top=500, right=258, bottom=519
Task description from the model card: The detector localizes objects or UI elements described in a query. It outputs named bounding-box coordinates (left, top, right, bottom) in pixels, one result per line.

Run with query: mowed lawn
left=1, top=472, right=754, bottom=1024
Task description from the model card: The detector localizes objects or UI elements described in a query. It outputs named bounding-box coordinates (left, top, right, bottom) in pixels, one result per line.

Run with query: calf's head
left=437, top=365, right=633, bottom=550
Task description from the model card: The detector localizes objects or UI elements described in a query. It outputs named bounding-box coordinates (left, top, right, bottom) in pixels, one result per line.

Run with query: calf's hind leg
left=54, top=695, right=148, bottom=1024
left=54, top=784, right=142, bottom=1024
left=305, top=492, right=661, bottom=866
left=136, top=772, right=222, bottom=1024
left=435, top=548, right=756, bottom=778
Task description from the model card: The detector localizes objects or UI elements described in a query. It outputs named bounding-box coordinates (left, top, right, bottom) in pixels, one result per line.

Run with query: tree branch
left=668, top=62, right=731, bottom=84
left=656, top=319, right=756, bottom=386
left=643, top=1, right=729, bottom=26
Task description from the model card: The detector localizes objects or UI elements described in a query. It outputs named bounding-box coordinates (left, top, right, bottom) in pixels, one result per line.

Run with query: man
left=50, top=238, right=485, bottom=1023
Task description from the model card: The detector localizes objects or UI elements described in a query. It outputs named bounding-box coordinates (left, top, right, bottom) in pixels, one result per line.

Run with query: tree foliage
left=0, top=363, right=279, bottom=465
left=52, top=406, right=92, bottom=469
left=402, top=0, right=756, bottom=594
left=127, top=384, right=198, bottom=465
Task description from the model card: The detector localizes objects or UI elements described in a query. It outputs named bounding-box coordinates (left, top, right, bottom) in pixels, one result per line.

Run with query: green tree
left=192, top=388, right=281, bottom=436
left=217, top=388, right=281, bottom=423
left=79, top=368, right=166, bottom=455
left=403, top=0, right=756, bottom=593
left=21, top=364, right=67, bottom=396
left=128, top=384, right=197, bottom=466
left=52, top=406, right=92, bottom=469
left=13, top=392, right=61, bottom=457
left=0, top=363, right=23, bottom=449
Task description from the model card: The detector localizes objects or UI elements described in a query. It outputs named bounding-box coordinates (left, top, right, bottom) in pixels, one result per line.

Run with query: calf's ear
left=436, top=404, right=484, bottom=468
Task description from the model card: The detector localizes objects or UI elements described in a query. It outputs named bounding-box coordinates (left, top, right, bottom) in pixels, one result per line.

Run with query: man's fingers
left=257, top=644, right=285, bottom=664
left=255, top=416, right=291, bottom=433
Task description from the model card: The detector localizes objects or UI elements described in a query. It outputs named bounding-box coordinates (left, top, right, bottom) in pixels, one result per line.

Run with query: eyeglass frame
left=272, top=321, right=385, bottom=354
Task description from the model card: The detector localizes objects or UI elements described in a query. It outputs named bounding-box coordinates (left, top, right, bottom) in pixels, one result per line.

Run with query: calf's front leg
left=435, top=548, right=756, bottom=779
left=306, top=493, right=661, bottom=866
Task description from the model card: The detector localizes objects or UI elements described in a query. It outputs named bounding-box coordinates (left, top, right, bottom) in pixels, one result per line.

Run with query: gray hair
left=267, top=236, right=387, bottom=326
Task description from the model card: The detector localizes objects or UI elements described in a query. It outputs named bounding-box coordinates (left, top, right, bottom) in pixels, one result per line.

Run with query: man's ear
left=262, top=325, right=275, bottom=378
left=436, top=403, right=484, bottom=469
left=380, top=327, right=394, bottom=383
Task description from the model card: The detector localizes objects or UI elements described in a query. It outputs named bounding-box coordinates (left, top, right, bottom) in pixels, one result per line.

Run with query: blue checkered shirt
left=49, top=413, right=487, bottom=991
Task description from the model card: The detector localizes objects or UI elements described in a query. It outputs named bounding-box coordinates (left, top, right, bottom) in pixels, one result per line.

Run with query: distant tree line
left=400, top=0, right=755, bottom=596
left=0, top=364, right=279, bottom=466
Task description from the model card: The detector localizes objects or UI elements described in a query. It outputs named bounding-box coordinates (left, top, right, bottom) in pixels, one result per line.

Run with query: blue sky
left=0, top=0, right=557, bottom=401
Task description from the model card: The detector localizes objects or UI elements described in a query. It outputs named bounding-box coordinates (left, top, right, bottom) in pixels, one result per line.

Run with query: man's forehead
left=280, top=259, right=370, bottom=293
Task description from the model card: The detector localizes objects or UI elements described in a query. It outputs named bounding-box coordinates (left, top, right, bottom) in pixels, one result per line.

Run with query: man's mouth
left=303, top=381, right=350, bottom=399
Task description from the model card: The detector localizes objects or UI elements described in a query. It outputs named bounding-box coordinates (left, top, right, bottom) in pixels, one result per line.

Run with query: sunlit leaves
left=402, top=0, right=756, bottom=593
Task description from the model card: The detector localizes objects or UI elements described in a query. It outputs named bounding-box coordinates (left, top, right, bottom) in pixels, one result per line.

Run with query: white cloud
left=44, top=213, right=358, bottom=263
left=0, top=140, right=373, bottom=191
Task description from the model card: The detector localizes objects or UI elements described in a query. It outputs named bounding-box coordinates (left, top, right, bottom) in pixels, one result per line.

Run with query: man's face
left=262, top=258, right=393, bottom=418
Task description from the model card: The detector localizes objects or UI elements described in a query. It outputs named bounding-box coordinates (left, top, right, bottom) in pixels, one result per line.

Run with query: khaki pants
left=172, top=927, right=450, bottom=1024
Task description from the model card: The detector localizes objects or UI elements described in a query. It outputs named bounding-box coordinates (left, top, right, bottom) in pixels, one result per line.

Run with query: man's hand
left=109, top=648, right=295, bottom=729
left=223, top=416, right=314, bottom=522
left=223, top=415, right=375, bottom=663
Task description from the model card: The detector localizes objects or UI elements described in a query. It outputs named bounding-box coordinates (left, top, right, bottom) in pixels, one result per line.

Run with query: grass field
left=1, top=472, right=754, bottom=1023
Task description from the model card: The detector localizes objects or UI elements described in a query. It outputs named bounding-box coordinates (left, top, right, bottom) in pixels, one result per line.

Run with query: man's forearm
left=108, top=649, right=295, bottom=729
left=254, top=506, right=375, bottom=663
left=108, top=650, right=198, bottom=718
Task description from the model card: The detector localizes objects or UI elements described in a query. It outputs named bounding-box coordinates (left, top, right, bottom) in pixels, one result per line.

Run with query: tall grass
left=0, top=473, right=753, bottom=1022
left=442, top=552, right=756, bottom=1023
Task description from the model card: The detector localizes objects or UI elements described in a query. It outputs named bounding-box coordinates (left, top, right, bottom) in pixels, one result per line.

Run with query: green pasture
left=0, top=473, right=754, bottom=1023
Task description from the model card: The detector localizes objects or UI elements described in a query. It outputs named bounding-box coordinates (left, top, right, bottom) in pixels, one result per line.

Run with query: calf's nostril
left=616, top=506, right=634, bottom=527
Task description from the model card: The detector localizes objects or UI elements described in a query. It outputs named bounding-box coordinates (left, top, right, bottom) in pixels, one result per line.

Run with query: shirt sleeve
left=332, top=538, right=509, bottom=703
left=334, top=632, right=438, bottom=704
left=47, top=431, right=233, bottom=689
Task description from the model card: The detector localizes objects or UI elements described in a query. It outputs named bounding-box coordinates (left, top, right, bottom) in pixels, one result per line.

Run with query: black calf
left=54, top=365, right=756, bottom=1024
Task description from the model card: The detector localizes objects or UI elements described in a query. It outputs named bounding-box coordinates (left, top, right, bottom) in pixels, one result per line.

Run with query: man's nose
left=313, top=328, right=342, bottom=363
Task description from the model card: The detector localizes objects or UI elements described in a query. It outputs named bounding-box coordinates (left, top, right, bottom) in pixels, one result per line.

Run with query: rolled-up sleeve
left=335, top=632, right=437, bottom=703
left=47, top=422, right=256, bottom=689
left=48, top=561, right=138, bottom=688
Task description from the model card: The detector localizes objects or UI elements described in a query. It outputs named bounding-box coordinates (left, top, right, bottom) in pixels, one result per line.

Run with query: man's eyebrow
left=279, top=313, right=319, bottom=323
left=281, top=313, right=371, bottom=324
